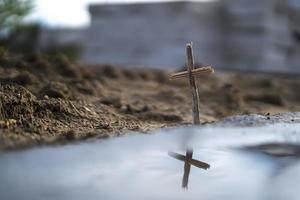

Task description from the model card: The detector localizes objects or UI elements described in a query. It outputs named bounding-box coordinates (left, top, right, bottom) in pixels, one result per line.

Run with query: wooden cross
left=168, top=149, right=210, bottom=189
left=169, top=43, right=214, bottom=124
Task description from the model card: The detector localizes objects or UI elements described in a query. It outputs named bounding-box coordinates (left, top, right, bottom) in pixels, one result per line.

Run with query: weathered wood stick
left=169, top=66, right=214, bottom=80
left=188, top=158, right=210, bottom=170
left=168, top=151, right=186, bottom=161
left=186, top=43, right=200, bottom=125
left=171, top=71, right=212, bottom=79
left=182, top=150, right=193, bottom=188
left=168, top=151, right=210, bottom=170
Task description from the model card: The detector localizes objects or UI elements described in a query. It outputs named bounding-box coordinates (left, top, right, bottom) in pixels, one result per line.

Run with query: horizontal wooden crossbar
left=169, top=66, right=214, bottom=80
left=168, top=151, right=210, bottom=170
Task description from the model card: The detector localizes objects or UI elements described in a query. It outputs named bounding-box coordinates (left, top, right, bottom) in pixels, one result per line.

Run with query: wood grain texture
left=169, top=66, right=214, bottom=80
left=186, top=43, right=200, bottom=125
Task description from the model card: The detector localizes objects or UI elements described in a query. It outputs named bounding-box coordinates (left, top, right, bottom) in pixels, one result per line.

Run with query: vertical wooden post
left=182, top=149, right=193, bottom=188
left=186, top=43, right=200, bottom=125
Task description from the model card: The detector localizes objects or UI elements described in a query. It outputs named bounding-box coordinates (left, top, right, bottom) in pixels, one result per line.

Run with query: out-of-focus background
left=3, top=0, right=300, bottom=168
left=1, top=0, right=300, bottom=72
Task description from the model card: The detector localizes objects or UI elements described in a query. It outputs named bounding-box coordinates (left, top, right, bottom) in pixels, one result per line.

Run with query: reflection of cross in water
left=169, top=43, right=214, bottom=125
left=168, top=149, right=210, bottom=189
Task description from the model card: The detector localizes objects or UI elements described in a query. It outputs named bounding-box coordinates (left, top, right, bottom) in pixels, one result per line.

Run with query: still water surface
left=1, top=124, right=300, bottom=200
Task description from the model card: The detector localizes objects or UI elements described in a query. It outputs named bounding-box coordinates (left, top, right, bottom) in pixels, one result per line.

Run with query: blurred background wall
left=29, top=0, right=300, bottom=71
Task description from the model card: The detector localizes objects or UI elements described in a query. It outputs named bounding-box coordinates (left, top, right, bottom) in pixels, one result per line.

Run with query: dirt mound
left=1, top=50, right=300, bottom=150
left=0, top=84, right=36, bottom=120
left=41, top=82, right=72, bottom=99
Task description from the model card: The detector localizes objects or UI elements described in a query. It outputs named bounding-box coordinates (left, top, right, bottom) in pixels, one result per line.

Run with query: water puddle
left=1, top=123, right=300, bottom=200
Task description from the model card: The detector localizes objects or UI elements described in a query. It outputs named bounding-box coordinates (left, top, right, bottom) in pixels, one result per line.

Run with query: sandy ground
left=1, top=51, right=300, bottom=150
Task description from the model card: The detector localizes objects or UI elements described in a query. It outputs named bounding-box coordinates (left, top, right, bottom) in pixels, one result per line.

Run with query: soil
left=1, top=51, right=300, bottom=150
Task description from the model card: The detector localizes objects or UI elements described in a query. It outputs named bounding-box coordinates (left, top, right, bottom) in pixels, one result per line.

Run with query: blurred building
left=39, top=0, right=300, bottom=72
left=220, top=0, right=300, bottom=72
